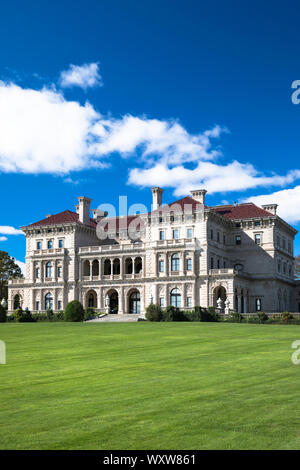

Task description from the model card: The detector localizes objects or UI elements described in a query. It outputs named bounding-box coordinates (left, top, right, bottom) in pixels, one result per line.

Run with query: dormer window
left=236, top=235, right=241, bottom=245
left=236, top=223, right=241, bottom=228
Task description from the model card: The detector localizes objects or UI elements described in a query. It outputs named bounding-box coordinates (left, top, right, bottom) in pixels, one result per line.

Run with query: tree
left=0, top=251, right=23, bottom=302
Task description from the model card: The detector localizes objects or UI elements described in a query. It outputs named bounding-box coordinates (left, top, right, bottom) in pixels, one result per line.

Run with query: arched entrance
left=13, top=294, right=22, bottom=310
left=213, top=286, right=227, bottom=312
left=170, top=288, right=181, bottom=308
left=129, top=290, right=141, bottom=314
left=107, top=289, right=118, bottom=314
left=86, top=289, right=97, bottom=308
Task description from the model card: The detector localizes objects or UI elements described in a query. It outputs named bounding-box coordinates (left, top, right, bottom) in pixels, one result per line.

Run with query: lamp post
left=1, top=298, right=7, bottom=310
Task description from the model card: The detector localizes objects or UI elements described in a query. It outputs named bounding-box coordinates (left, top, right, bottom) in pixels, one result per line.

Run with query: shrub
left=53, top=311, right=64, bottom=321
left=0, top=304, right=7, bottom=323
left=84, top=307, right=97, bottom=321
left=257, top=312, right=269, bottom=324
left=14, top=308, right=36, bottom=323
left=145, top=304, right=163, bottom=322
left=203, top=306, right=220, bottom=322
left=281, top=311, right=294, bottom=324
left=34, top=313, right=48, bottom=322
left=64, top=300, right=84, bottom=322
left=162, top=305, right=184, bottom=322
left=228, top=311, right=244, bottom=323
left=46, top=308, right=54, bottom=321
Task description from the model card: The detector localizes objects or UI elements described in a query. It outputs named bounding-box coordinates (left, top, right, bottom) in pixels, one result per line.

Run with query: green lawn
left=1, top=322, right=300, bottom=450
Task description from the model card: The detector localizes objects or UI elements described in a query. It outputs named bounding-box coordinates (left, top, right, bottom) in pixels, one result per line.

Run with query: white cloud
left=59, top=62, right=102, bottom=89
left=15, top=259, right=26, bottom=274
left=0, top=82, right=100, bottom=173
left=0, top=236, right=7, bottom=241
left=0, top=77, right=300, bottom=200
left=244, top=185, right=300, bottom=224
left=128, top=161, right=300, bottom=197
left=0, top=226, right=23, bottom=235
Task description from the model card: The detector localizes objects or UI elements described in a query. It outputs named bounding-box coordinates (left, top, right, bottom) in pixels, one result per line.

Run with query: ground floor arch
left=128, top=289, right=141, bottom=314
left=106, top=289, right=119, bottom=314
left=86, top=289, right=98, bottom=308
left=13, top=293, right=22, bottom=310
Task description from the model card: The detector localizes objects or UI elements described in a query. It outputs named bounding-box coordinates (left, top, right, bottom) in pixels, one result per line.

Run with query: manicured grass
left=1, top=322, right=300, bottom=449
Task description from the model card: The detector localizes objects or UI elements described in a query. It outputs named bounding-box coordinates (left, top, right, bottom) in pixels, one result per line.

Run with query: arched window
left=83, top=260, right=90, bottom=277
left=113, top=258, right=120, bottom=275
left=47, top=240, right=53, bottom=249
left=171, top=253, right=180, bottom=271
left=13, top=294, right=21, bottom=310
left=46, top=262, right=53, bottom=278
left=125, top=258, right=133, bottom=274
left=104, top=259, right=111, bottom=275
left=129, top=291, right=141, bottom=314
left=134, top=257, right=142, bottom=274
left=170, top=288, right=181, bottom=308
left=92, top=260, right=99, bottom=276
left=45, top=293, right=53, bottom=310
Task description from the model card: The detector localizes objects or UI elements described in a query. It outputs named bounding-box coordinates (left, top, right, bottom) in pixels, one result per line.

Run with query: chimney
left=190, top=189, right=207, bottom=205
left=262, top=204, right=278, bottom=215
left=75, top=205, right=79, bottom=214
left=92, top=209, right=108, bottom=220
left=151, top=187, right=164, bottom=211
left=45, top=214, right=52, bottom=218
left=77, top=196, right=92, bottom=225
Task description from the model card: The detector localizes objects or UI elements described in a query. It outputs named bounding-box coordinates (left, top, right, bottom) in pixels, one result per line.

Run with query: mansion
left=8, top=188, right=300, bottom=315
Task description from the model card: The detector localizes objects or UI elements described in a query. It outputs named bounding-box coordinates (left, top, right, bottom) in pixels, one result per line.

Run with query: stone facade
left=8, top=188, right=299, bottom=314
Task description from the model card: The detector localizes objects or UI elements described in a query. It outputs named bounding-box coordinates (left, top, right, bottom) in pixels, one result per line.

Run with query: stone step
left=87, top=314, right=143, bottom=323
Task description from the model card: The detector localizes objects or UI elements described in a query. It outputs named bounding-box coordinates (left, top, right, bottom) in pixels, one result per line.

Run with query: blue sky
left=1, top=0, right=300, bottom=269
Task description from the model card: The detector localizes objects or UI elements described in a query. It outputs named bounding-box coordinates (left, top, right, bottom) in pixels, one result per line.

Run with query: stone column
left=98, top=258, right=102, bottom=279
left=243, top=295, right=248, bottom=314
left=79, top=259, right=82, bottom=281
left=153, top=253, right=158, bottom=277
left=132, top=257, right=135, bottom=275
left=182, top=284, right=186, bottom=309
left=89, top=260, right=93, bottom=281
left=237, top=292, right=242, bottom=313
left=120, top=257, right=123, bottom=278
left=165, top=253, right=169, bottom=276
left=119, top=287, right=124, bottom=314
left=110, top=258, right=113, bottom=280
left=191, top=252, right=195, bottom=275
left=164, top=285, right=168, bottom=307
left=180, top=252, right=185, bottom=276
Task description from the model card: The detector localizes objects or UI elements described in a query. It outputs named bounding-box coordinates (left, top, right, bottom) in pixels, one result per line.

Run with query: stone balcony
left=78, top=243, right=144, bottom=254
left=32, top=248, right=65, bottom=256
left=8, top=278, right=25, bottom=285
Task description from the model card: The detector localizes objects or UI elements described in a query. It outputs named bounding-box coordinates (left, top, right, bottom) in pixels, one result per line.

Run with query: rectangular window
left=217, top=232, right=220, bottom=243
left=159, top=260, right=165, bottom=273
left=236, top=235, right=241, bottom=245
left=173, top=229, right=179, bottom=239
left=187, top=228, right=193, bottom=239
left=187, top=296, right=192, bottom=308
left=217, top=259, right=220, bottom=269
left=223, top=234, right=226, bottom=245
left=159, top=297, right=165, bottom=308
left=223, top=260, right=226, bottom=268
left=210, top=229, right=214, bottom=240
left=255, top=221, right=261, bottom=226
left=57, top=266, right=62, bottom=277
left=159, top=230, right=165, bottom=241
left=36, top=301, right=40, bottom=311
left=278, top=260, right=281, bottom=272
left=58, top=300, right=62, bottom=310
left=236, top=222, right=241, bottom=228
left=283, top=239, right=286, bottom=250
left=210, top=257, right=214, bottom=269
left=255, top=234, right=261, bottom=245
left=59, top=239, right=64, bottom=248
left=37, top=241, right=41, bottom=250
left=256, top=298, right=262, bottom=312
left=186, top=258, right=192, bottom=271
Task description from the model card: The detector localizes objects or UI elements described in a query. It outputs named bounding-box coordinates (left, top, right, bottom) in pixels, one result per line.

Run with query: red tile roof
left=25, top=210, right=97, bottom=228
left=210, top=203, right=273, bottom=220
left=24, top=199, right=274, bottom=230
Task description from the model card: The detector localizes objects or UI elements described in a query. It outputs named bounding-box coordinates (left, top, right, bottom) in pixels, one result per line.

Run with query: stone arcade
left=8, top=188, right=299, bottom=314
